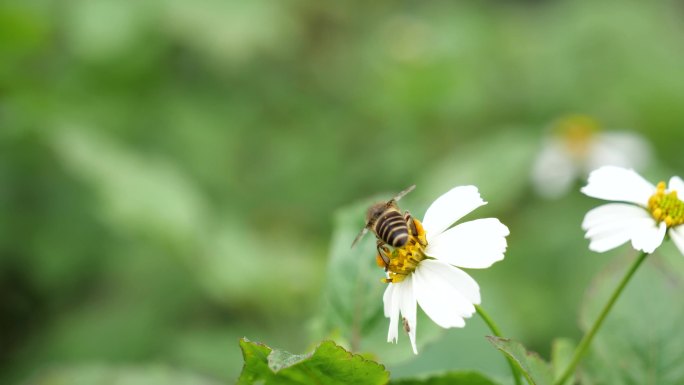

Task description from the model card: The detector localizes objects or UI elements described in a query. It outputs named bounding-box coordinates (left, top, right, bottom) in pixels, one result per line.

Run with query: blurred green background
left=2, top=0, right=684, bottom=383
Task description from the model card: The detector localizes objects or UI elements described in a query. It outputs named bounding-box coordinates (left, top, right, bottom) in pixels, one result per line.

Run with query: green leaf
left=389, top=371, right=500, bottom=385
left=23, top=365, right=222, bottom=385
left=486, top=336, right=553, bottom=385
left=550, top=338, right=575, bottom=383
left=238, top=338, right=389, bottom=385
left=579, top=250, right=684, bottom=384
left=314, top=199, right=445, bottom=363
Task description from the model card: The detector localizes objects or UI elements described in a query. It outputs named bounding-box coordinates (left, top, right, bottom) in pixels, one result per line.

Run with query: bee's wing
left=392, top=184, right=416, bottom=202
left=351, top=227, right=369, bottom=248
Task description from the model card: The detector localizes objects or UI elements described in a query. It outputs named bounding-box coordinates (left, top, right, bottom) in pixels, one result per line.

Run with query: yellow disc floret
left=648, top=181, right=684, bottom=228
left=553, top=114, right=600, bottom=159
left=381, top=218, right=428, bottom=284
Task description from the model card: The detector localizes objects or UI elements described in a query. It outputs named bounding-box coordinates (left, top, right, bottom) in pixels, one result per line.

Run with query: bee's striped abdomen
left=374, top=209, right=409, bottom=247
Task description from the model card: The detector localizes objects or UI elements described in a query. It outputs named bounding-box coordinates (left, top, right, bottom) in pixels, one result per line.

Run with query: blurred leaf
left=389, top=371, right=500, bottom=385
left=315, top=199, right=444, bottom=364
left=550, top=338, right=575, bottom=384
left=23, top=365, right=222, bottom=385
left=166, top=326, right=287, bottom=382
left=579, top=250, right=684, bottom=384
left=418, top=130, right=537, bottom=214
left=64, top=0, right=152, bottom=61
left=51, top=128, right=208, bottom=245
left=386, top=316, right=509, bottom=380
left=486, top=336, right=553, bottom=385
left=194, top=219, right=323, bottom=313
left=0, top=2, right=50, bottom=48
left=238, top=338, right=389, bottom=385
left=162, top=0, right=298, bottom=67
left=7, top=244, right=203, bottom=381
left=50, top=128, right=322, bottom=312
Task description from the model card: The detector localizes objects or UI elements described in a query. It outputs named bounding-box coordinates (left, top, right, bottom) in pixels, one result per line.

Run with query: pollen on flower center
left=553, top=114, right=599, bottom=159
left=648, top=181, right=684, bottom=227
left=380, top=218, right=428, bottom=284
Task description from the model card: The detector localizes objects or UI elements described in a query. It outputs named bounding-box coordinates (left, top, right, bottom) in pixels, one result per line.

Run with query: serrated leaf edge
left=486, top=336, right=549, bottom=385
left=239, top=338, right=390, bottom=381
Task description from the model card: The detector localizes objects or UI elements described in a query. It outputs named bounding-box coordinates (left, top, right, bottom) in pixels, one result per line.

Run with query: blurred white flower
left=581, top=166, right=684, bottom=255
left=383, top=186, right=509, bottom=354
left=532, top=115, right=651, bottom=198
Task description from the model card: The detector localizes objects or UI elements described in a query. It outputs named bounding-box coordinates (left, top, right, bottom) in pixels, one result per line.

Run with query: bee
left=351, top=184, right=421, bottom=268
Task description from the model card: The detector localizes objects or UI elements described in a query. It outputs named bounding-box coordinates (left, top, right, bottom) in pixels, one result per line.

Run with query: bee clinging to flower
left=352, top=184, right=510, bottom=354
left=351, top=185, right=425, bottom=270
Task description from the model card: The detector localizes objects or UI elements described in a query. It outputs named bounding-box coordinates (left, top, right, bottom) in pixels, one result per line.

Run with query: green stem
left=476, top=305, right=523, bottom=385
left=554, top=251, right=649, bottom=385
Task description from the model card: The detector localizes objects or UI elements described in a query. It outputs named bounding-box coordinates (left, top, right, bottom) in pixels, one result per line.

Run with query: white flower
left=581, top=166, right=684, bottom=255
left=383, top=186, right=509, bottom=354
left=532, top=115, right=651, bottom=198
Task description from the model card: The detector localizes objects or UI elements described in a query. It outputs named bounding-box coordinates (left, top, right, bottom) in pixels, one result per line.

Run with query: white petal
left=669, top=176, right=684, bottom=195
left=531, top=139, right=578, bottom=199
left=422, top=186, right=486, bottom=242
left=425, top=218, right=509, bottom=268
left=414, top=260, right=480, bottom=329
left=582, top=203, right=648, bottom=230
left=384, top=284, right=400, bottom=343
left=669, top=226, right=684, bottom=257
left=582, top=203, right=653, bottom=253
left=396, top=276, right=418, bottom=354
left=631, top=221, right=666, bottom=254
left=415, top=259, right=480, bottom=305
left=580, top=166, right=654, bottom=205
left=383, top=283, right=394, bottom=318
left=586, top=132, right=651, bottom=173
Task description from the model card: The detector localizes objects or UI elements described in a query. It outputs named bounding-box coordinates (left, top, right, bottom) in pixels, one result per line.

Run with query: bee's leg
left=405, top=211, right=427, bottom=246
left=376, top=240, right=391, bottom=270
left=404, top=211, right=417, bottom=237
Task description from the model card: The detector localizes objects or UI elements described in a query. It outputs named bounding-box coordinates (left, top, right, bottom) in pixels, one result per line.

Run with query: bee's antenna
left=392, top=184, right=416, bottom=202
left=351, top=227, right=368, bottom=248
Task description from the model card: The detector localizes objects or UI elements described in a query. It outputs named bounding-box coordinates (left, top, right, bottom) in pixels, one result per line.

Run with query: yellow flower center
left=648, top=181, right=684, bottom=228
left=553, top=114, right=599, bottom=159
left=379, top=218, right=428, bottom=284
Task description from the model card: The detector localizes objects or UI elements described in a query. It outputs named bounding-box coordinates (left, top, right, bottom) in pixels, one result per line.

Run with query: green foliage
left=390, top=371, right=500, bottom=385
left=238, top=338, right=389, bottom=385
left=487, top=337, right=553, bottom=385
left=23, top=365, right=222, bottom=385
left=417, top=130, right=537, bottom=214
left=486, top=336, right=578, bottom=385
left=579, top=249, right=684, bottom=384
left=550, top=338, right=575, bottom=384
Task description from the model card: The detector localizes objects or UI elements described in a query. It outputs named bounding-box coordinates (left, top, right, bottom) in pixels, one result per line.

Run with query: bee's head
left=366, top=201, right=394, bottom=225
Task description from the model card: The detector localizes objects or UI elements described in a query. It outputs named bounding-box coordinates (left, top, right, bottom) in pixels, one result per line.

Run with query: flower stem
left=554, top=251, right=649, bottom=385
left=475, top=305, right=523, bottom=385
